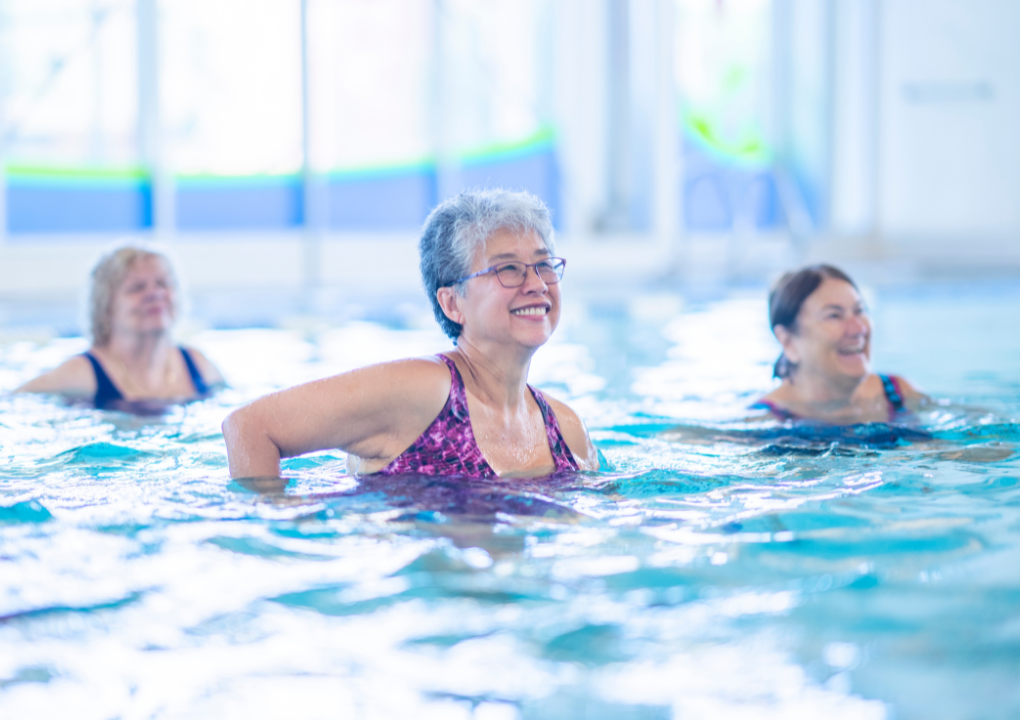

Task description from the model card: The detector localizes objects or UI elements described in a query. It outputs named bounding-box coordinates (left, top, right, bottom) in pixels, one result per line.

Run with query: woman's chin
left=510, top=322, right=556, bottom=347
left=523, top=327, right=555, bottom=347
left=835, top=356, right=869, bottom=379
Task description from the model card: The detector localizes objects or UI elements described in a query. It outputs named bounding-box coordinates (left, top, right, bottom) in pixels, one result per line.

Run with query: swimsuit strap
left=82, top=351, right=124, bottom=409
left=374, top=355, right=496, bottom=477
left=442, top=355, right=578, bottom=472
left=374, top=354, right=579, bottom=477
left=438, top=353, right=472, bottom=423
left=179, top=346, right=210, bottom=395
left=749, top=399, right=798, bottom=421
left=528, top=385, right=581, bottom=472
left=879, top=373, right=905, bottom=413
left=83, top=347, right=210, bottom=410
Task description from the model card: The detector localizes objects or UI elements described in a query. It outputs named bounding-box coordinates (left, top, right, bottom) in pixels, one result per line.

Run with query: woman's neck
left=450, top=336, right=535, bottom=408
left=103, top=331, right=175, bottom=367
left=89, top=332, right=181, bottom=400
left=784, top=368, right=866, bottom=408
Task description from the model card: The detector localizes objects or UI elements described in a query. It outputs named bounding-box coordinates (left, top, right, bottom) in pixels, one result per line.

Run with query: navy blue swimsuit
left=82, top=347, right=210, bottom=410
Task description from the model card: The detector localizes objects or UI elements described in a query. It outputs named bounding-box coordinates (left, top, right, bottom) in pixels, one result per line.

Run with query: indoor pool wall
left=0, top=279, right=1018, bottom=719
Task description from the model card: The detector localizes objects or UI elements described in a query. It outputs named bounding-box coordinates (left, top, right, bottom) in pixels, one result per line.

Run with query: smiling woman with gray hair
left=16, top=245, right=223, bottom=411
left=223, top=189, right=599, bottom=480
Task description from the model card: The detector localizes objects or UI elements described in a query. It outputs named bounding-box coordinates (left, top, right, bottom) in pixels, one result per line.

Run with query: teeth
left=512, top=307, right=547, bottom=316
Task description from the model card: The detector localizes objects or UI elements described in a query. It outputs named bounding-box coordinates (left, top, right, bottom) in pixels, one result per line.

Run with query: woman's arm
left=15, top=355, right=96, bottom=396
left=222, top=357, right=450, bottom=479
left=542, top=395, right=600, bottom=471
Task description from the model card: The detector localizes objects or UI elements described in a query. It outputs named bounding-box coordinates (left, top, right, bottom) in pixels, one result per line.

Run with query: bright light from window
left=162, top=0, right=303, bottom=176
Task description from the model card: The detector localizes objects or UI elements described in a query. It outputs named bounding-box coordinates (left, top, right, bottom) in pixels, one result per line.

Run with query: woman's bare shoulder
left=539, top=393, right=600, bottom=471
left=315, top=355, right=453, bottom=415
left=881, top=374, right=928, bottom=409
left=869, top=372, right=926, bottom=401
left=746, top=383, right=799, bottom=421
left=891, top=375, right=926, bottom=401
left=15, top=353, right=97, bottom=395
left=180, top=345, right=225, bottom=386
left=354, top=355, right=452, bottom=384
left=757, top=384, right=789, bottom=403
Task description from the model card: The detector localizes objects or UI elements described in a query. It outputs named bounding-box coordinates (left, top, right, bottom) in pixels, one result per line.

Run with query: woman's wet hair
left=769, top=264, right=858, bottom=379
left=419, top=188, right=555, bottom=340
left=89, top=246, right=178, bottom=347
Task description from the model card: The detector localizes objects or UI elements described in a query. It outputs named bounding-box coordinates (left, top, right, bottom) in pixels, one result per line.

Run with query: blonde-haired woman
left=17, top=246, right=222, bottom=410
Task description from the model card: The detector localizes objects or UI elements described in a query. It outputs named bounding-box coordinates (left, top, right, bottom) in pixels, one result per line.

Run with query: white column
left=300, top=0, right=324, bottom=297
left=432, top=0, right=461, bottom=203
left=602, top=0, right=630, bottom=231
left=551, top=0, right=610, bottom=236
left=0, top=144, right=6, bottom=242
left=771, top=0, right=825, bottom=244
left=0, top=13, right=9, bottom=243
left=652, top=0, right=680, bottom=254
left=137, top=0, right=173, bottom=237
left=830, top=0, right=877, bottom=236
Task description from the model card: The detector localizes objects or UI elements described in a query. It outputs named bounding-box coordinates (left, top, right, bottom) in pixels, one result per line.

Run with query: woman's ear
left=773, top=324, right=801, bottom=364
left=436, top=286, right=465, bottom=326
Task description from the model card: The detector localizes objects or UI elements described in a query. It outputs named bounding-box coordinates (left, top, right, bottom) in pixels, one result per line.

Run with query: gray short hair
left=89, top=246, right=178, bottom=347
left=419, top=189, right=555, bottom=340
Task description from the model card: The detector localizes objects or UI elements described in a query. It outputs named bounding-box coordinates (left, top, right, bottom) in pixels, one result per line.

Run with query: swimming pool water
left=1, top=281, right=1018, bottom=719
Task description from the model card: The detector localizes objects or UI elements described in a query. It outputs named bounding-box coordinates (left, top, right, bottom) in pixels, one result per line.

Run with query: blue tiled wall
left=176, top=176, right=304, bottom=231
left=7, top=177, right=151, bottom=233
left=328, top=167, right=436, bottom=231
left=5, top=145, right=561, bottom=234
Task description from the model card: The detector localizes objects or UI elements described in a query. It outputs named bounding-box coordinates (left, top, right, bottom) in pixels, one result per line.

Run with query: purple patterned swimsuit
left=373, top=354, right=579, bottom=478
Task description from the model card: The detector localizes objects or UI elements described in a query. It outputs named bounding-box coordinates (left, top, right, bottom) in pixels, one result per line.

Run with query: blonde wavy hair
left=89, top=246, right=178, bottom=347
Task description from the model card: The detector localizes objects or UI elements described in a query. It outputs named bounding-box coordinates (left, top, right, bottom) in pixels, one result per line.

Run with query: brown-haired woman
left=16, top=245, right=223, bottom=411
left=751, top=264, right=926, bottom=423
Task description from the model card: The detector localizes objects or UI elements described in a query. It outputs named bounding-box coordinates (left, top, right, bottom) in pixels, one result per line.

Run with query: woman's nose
left=846, top=314, right=869, bottom=335
left=521, top=265, right=549, bottom=292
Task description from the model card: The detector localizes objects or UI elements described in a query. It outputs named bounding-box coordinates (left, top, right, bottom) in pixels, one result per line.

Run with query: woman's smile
left=511, top=304, right=550, bottom=318
left=836, top=342, right=867, bottom=357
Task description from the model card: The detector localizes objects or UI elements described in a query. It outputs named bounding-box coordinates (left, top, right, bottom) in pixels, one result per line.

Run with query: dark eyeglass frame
left=450, top=257, right=567, bottom=289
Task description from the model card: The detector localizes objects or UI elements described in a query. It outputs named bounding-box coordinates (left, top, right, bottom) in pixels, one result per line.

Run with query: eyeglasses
left=451, top=257, right=566, bottom=289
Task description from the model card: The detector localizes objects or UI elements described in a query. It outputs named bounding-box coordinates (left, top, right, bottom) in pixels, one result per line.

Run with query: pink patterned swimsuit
left=373, top=354, right=580, bottom=478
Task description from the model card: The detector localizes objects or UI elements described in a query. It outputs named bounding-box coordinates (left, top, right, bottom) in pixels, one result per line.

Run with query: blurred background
left=1, top=0, right=1018, bottom=334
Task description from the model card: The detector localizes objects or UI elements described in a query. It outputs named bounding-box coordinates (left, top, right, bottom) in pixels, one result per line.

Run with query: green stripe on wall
left=4, top=128, right=557, bottom=186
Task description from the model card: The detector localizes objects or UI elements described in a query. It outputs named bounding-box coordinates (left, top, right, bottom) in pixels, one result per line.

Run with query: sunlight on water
left=1, top=283, right=1019, bottom=719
